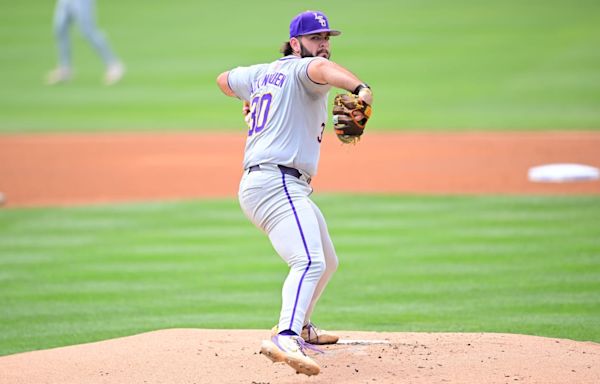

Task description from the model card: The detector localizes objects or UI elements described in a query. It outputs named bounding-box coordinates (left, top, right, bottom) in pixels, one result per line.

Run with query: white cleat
left=104, top=62, right=125, bottom=85
left=46, top=67, right=72, bottom=85
left=260, top=335, right=321, bottom=376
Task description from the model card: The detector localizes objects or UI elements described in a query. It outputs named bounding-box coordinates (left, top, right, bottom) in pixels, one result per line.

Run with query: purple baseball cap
left=289, top=11, right=341, bottom=38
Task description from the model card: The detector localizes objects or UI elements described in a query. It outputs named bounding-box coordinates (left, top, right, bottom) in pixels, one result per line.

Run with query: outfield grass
left=1, top=195, right=599, bottom=355
left=1, top=0, right=599, bottom=132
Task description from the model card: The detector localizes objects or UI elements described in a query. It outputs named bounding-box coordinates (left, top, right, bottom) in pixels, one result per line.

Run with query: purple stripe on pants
left=280, top=171, right=312, bottom=331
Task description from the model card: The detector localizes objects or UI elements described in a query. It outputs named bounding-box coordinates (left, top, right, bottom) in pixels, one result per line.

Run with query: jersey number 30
left=248, top=93, right=272, bottom=136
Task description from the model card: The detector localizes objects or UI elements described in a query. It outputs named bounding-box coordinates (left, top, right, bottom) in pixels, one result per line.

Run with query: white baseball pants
left=239, top=165, right=338, bottom=335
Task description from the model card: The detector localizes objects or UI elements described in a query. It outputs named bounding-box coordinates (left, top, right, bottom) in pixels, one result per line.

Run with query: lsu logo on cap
left=314, top=13, right=327, bottom=27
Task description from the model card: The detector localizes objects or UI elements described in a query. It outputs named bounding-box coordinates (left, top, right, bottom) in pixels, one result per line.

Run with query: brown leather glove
left=332, top=92, right=372, bottom=144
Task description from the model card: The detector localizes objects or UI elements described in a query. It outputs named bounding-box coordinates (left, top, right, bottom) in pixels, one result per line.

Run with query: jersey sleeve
left=227, top=66, right=255, bottom=101
left=297, top=57, right=331, bottom=96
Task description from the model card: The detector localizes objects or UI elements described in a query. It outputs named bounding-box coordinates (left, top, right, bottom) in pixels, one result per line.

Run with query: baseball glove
left=332, top=93, right=372, bottom=144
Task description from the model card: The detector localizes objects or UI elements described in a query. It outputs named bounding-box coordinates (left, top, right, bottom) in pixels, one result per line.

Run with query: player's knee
left=79, top=26, right=101, bottom=42
left=290, top=256, right=325, bottom=279
left=54, top=24, right=68, bottom=38
left=308, top=258, right=326, bottom=279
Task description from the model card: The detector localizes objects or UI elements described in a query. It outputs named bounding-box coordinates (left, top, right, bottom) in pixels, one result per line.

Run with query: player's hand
left=358, top=87, right=373, bottom=106
left=242, top=101, right=252, bottom=128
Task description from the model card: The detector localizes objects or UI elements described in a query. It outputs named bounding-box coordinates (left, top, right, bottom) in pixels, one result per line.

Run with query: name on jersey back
left=251, top=72, right=287, bottom=93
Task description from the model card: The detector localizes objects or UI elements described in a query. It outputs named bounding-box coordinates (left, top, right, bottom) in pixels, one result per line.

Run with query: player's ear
left=290, top=37, right=301, bottom=55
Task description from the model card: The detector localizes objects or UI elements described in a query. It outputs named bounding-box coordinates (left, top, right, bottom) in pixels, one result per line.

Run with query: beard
left=299, top=41, right=330, bottom=59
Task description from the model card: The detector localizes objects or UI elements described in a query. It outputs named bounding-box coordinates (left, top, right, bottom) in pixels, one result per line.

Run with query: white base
left=528, top=163, right=599, bottom=183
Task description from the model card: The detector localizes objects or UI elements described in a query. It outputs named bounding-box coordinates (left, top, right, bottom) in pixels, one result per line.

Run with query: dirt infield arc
left=0, top=131, right=599, bottom=207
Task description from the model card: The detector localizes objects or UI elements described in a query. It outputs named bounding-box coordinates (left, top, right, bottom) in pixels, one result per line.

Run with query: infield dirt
left=0, top=131, right=599, bottom=207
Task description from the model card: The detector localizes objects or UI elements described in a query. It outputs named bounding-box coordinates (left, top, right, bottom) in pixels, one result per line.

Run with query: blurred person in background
left=46, top=0, right=125, bottom=85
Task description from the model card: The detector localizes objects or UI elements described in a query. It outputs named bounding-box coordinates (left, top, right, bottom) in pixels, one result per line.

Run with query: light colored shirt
left=228, top=56, right=331, bottom=177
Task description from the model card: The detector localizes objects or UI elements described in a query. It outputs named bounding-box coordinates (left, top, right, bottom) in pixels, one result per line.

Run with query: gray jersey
left=228, top=56, right=331, bottom=177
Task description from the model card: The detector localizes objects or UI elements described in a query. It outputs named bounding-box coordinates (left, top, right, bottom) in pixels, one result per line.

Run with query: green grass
left=1, top=0, right=599, bottom=132
left=1, top=195, right=599, bottom=355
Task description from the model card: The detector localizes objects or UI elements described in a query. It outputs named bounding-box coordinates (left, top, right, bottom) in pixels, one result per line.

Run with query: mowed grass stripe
left=0, top=195, right=599, bottom=355
left=1, top=0, right=600, bottom=131
left=316, top=195, right=600, bottom=340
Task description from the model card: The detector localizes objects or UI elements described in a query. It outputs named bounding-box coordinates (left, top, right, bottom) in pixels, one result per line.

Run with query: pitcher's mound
left=1, top=329, right=599, bottom=384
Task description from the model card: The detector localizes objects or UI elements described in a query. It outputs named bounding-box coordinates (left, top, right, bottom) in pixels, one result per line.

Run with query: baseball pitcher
left=216, top=10, right=373, bottom=376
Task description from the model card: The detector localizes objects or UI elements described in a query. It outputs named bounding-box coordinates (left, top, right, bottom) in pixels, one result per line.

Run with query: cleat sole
left=259, top=340, right=320, bottom=376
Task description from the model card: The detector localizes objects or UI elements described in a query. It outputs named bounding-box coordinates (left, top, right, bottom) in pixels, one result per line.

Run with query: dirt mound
left=1, top=329, right=598, bottom=383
